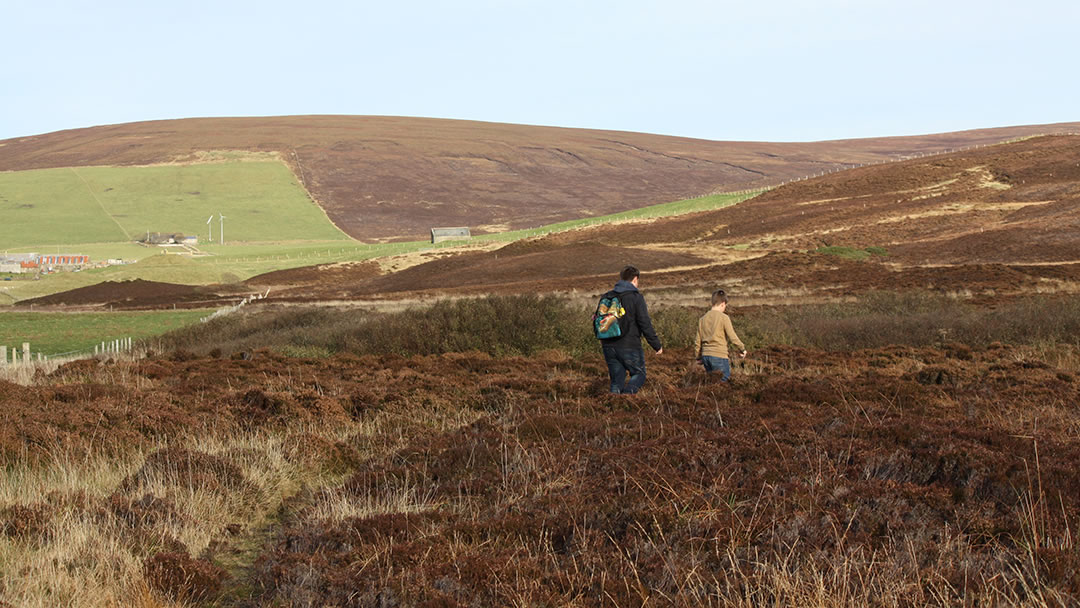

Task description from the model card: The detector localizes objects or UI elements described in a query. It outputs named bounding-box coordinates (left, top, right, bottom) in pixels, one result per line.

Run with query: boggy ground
left=2, top=342, right=1078, bottom=606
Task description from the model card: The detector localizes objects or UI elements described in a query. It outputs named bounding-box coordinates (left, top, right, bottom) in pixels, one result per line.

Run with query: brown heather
left=0, top=295, right=1078, bottom=606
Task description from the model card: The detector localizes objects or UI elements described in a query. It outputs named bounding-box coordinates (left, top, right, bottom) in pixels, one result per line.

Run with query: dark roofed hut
left=430, top=227, right=471, bottom=244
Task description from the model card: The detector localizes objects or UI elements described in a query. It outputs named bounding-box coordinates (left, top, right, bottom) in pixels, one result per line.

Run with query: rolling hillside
left=230, top=134, right=1080, bottom=306
left=18, top=134, right=1080, bottom=310
left=3, top=116, right=1078, bottom=241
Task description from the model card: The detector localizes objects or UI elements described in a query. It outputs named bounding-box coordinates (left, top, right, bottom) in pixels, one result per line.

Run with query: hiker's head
left=711, top=289, right=728, bottom=308
left=620, top=265, right=640, bottom=286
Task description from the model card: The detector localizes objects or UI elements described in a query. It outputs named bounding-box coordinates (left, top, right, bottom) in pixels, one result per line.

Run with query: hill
left=3, top=116, right=1078, bottom=241
left=237, top=134, right=1080, bottom=305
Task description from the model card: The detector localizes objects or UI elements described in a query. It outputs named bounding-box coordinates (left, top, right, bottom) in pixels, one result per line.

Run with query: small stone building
left=430, top=227, right=471, bottom=244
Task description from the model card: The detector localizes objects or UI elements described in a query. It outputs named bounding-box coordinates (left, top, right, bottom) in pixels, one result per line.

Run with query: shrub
left=158, top=292, right=1080, bottom=359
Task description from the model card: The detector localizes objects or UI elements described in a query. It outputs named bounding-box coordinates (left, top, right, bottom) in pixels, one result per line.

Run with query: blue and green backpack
left=592, top=294, right=626, bottom=339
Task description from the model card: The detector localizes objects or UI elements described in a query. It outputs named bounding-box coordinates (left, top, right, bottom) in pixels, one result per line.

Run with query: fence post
left=23, top=343, right=30, bottom=366
left=1, top=346, right=6, bottom=366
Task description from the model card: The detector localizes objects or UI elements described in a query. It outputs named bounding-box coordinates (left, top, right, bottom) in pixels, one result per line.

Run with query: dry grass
left=0, top=426, right=367, bottom=607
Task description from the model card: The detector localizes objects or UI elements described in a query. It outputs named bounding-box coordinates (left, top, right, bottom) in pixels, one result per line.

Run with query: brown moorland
left=2, top=116, right=1078, bottom=241
left=2, top=338, right=1078, bottom=605
left=207, top=134, right=1080, bottom=306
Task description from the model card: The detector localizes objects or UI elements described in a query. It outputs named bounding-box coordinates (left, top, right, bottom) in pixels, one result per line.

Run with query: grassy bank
left=0, top=309, right=210, bottom=357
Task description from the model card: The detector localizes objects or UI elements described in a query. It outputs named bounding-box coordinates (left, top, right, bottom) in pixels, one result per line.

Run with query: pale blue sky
left=2, top=0, right=1076, bottom=142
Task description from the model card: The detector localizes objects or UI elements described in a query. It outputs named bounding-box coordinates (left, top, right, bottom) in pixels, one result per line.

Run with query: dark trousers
left=602, top=345, right=646, bottom=394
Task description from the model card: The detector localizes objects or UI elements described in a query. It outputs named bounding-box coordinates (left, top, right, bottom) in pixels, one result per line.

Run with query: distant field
left=0, top=161, right=351, bottom=251
left=0, top=309, right=210, bottom=357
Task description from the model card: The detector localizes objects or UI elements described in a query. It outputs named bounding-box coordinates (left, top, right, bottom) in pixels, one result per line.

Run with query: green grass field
left=0, top=161, right=350, bottom=251
left=0, top=309, right=211, bottom=358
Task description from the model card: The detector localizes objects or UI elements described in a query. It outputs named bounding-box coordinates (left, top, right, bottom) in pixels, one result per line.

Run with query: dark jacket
left=599, top=280, right=662, bottom=352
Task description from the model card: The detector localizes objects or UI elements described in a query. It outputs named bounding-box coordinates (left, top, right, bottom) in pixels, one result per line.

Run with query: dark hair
left=620, top=266, right=640, bottom=282
left=711, top=289, right=728, bottom=307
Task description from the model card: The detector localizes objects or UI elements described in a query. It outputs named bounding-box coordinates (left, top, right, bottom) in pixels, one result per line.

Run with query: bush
left=158, top=292, right=1080, bottom=359
left=161, top=295, right=597, bottom=359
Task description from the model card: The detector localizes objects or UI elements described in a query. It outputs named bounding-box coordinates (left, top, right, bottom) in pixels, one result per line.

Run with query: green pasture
left=0, top=309, right=210, bottom=358
left=0, top=161, right=350, bottom=251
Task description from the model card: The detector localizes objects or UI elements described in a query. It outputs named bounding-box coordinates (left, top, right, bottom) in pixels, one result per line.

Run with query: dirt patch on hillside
left=16, top=279, right=249, bottom=310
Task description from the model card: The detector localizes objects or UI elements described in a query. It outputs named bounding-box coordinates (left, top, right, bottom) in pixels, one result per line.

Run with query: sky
left=2, top=0, right=1077, bottom=143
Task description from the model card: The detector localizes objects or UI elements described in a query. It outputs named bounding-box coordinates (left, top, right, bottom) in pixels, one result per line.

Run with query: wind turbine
left=206, top=215, right=214, bottom=243
left=219, top=213, right=226, bottom=245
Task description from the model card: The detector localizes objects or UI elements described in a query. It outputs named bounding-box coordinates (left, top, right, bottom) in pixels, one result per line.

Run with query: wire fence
left=0, top=337, right=136, bottom=383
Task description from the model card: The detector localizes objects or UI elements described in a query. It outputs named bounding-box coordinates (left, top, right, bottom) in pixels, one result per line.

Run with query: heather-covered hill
left=2, top=116, right=1077, bottom=241
left=242, top=134, right=1079, bottom=304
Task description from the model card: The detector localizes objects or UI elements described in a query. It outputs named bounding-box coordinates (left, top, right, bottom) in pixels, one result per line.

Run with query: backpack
left=593, top=293, right=627, bottom=339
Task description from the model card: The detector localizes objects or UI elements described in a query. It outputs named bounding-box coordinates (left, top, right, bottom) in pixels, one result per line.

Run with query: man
left=693, top=288, right=747, bottom=382
left=599, top=266, right=663, bottom=394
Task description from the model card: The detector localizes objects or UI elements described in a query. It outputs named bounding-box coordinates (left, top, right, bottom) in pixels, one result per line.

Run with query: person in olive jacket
left=694, top=288, right=747, bottom=381
left=598, top=266, right=663, bottom=394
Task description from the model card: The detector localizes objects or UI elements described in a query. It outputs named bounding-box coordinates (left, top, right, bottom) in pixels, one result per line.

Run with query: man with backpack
left=593, top=266, right=663, bottom=394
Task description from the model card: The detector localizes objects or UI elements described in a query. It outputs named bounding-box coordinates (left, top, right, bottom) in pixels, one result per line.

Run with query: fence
left=0, top=337, right=135, bottom=384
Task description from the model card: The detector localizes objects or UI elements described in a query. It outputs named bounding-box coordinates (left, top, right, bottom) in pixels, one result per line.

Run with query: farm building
left=0, top=253, right=90, bottom=273
left=140, top=232, right=195, bottom=246
left=431, top=227, right=471, bottom=243
left=39, top=254, right=91, bottom=269
left=0, top=253, right=39, bottom=274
